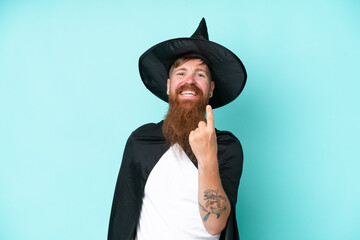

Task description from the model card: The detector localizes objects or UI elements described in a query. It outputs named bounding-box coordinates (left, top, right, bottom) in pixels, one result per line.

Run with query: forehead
left=174, top=59, right=209, bottom=71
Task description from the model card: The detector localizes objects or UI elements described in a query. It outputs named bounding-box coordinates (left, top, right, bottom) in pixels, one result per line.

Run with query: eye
left=177, top=72, right=184, bottom=76
left=197, top=73, right=205, bottom=77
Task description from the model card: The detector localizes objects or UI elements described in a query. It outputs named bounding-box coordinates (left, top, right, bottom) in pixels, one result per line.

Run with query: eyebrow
left=174, top=68, right=207, bottom=73
left=174, top=68, right=187, bottom=72
left=194, top=68, right=207, bottom=73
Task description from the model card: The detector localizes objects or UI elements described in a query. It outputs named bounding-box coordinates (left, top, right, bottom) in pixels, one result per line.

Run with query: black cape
left=108, top=121, right=243, bottom=240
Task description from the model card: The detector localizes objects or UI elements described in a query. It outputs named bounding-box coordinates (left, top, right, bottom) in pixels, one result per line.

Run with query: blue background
left=1, top=0, right=359, bottom=239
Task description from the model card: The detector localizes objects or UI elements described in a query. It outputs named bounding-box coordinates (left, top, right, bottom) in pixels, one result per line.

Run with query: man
left=108, top=18, right=247, bottom=240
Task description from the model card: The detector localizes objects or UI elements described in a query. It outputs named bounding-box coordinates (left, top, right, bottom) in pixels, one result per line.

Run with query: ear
left=210, top=81, right=215, bottom=95
left=167, top=79, right=170, bottom=95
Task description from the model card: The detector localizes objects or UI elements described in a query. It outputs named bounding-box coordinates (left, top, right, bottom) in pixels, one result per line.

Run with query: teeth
left=180, top=91, right=197, bottom=96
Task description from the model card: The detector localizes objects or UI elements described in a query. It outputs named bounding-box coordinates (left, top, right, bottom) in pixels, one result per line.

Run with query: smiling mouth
left=180, top=90, right=198, bottom=96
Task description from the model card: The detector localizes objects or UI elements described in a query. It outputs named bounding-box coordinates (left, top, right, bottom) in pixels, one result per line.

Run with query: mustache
left=175, top=83, right=204, bottom=96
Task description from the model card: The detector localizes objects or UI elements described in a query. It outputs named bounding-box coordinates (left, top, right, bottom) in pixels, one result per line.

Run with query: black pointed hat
left=139, top=18, right=247, bottom=109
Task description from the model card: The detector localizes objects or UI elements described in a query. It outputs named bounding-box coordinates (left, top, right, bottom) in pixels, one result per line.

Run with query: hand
left=189, top=105, right=218, bottom=166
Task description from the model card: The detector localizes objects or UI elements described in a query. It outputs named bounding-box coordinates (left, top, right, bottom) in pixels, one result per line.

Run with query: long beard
left=162, top=84, right=209, bottom=163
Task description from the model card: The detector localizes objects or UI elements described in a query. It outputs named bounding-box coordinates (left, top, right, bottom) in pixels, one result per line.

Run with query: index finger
left=206, top=105, right=214, bottom=129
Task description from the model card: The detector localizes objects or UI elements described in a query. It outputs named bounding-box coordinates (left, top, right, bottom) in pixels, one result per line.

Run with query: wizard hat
left=139, top=18, right=247, bottom=109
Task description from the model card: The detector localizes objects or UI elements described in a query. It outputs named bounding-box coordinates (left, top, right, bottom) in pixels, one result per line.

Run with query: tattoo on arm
left=199, top=189, right=228, bottom=222
left=203, top=212, right=211, bottom=222
left=199, top=203, right=208, bottom=212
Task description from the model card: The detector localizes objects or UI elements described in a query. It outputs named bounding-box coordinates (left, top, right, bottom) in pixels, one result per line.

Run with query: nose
left=184, top=74, right=196, bottom=84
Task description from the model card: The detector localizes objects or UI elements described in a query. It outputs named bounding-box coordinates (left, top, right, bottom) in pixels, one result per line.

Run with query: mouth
left=180, top=90, right=198, bottom=96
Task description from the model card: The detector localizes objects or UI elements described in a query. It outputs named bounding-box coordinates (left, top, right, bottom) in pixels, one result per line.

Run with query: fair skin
left=167, top=59, right=214, bottom=106
left=167, top=59, right=231, bottom=235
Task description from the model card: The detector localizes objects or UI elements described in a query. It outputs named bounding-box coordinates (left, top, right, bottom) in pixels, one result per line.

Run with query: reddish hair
left=169, top=57, right=212, bottom=80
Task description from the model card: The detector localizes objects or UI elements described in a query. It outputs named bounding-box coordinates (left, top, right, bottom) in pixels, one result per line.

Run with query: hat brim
left=139, top=38, right=247, bottom=109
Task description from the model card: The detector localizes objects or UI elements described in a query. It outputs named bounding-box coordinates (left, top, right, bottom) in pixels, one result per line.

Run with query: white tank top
left=135, top=144, right=220, bottom=240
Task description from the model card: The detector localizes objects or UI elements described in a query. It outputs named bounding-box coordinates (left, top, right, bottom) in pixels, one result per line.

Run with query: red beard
left=162, top=84, right=209, bottom=163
